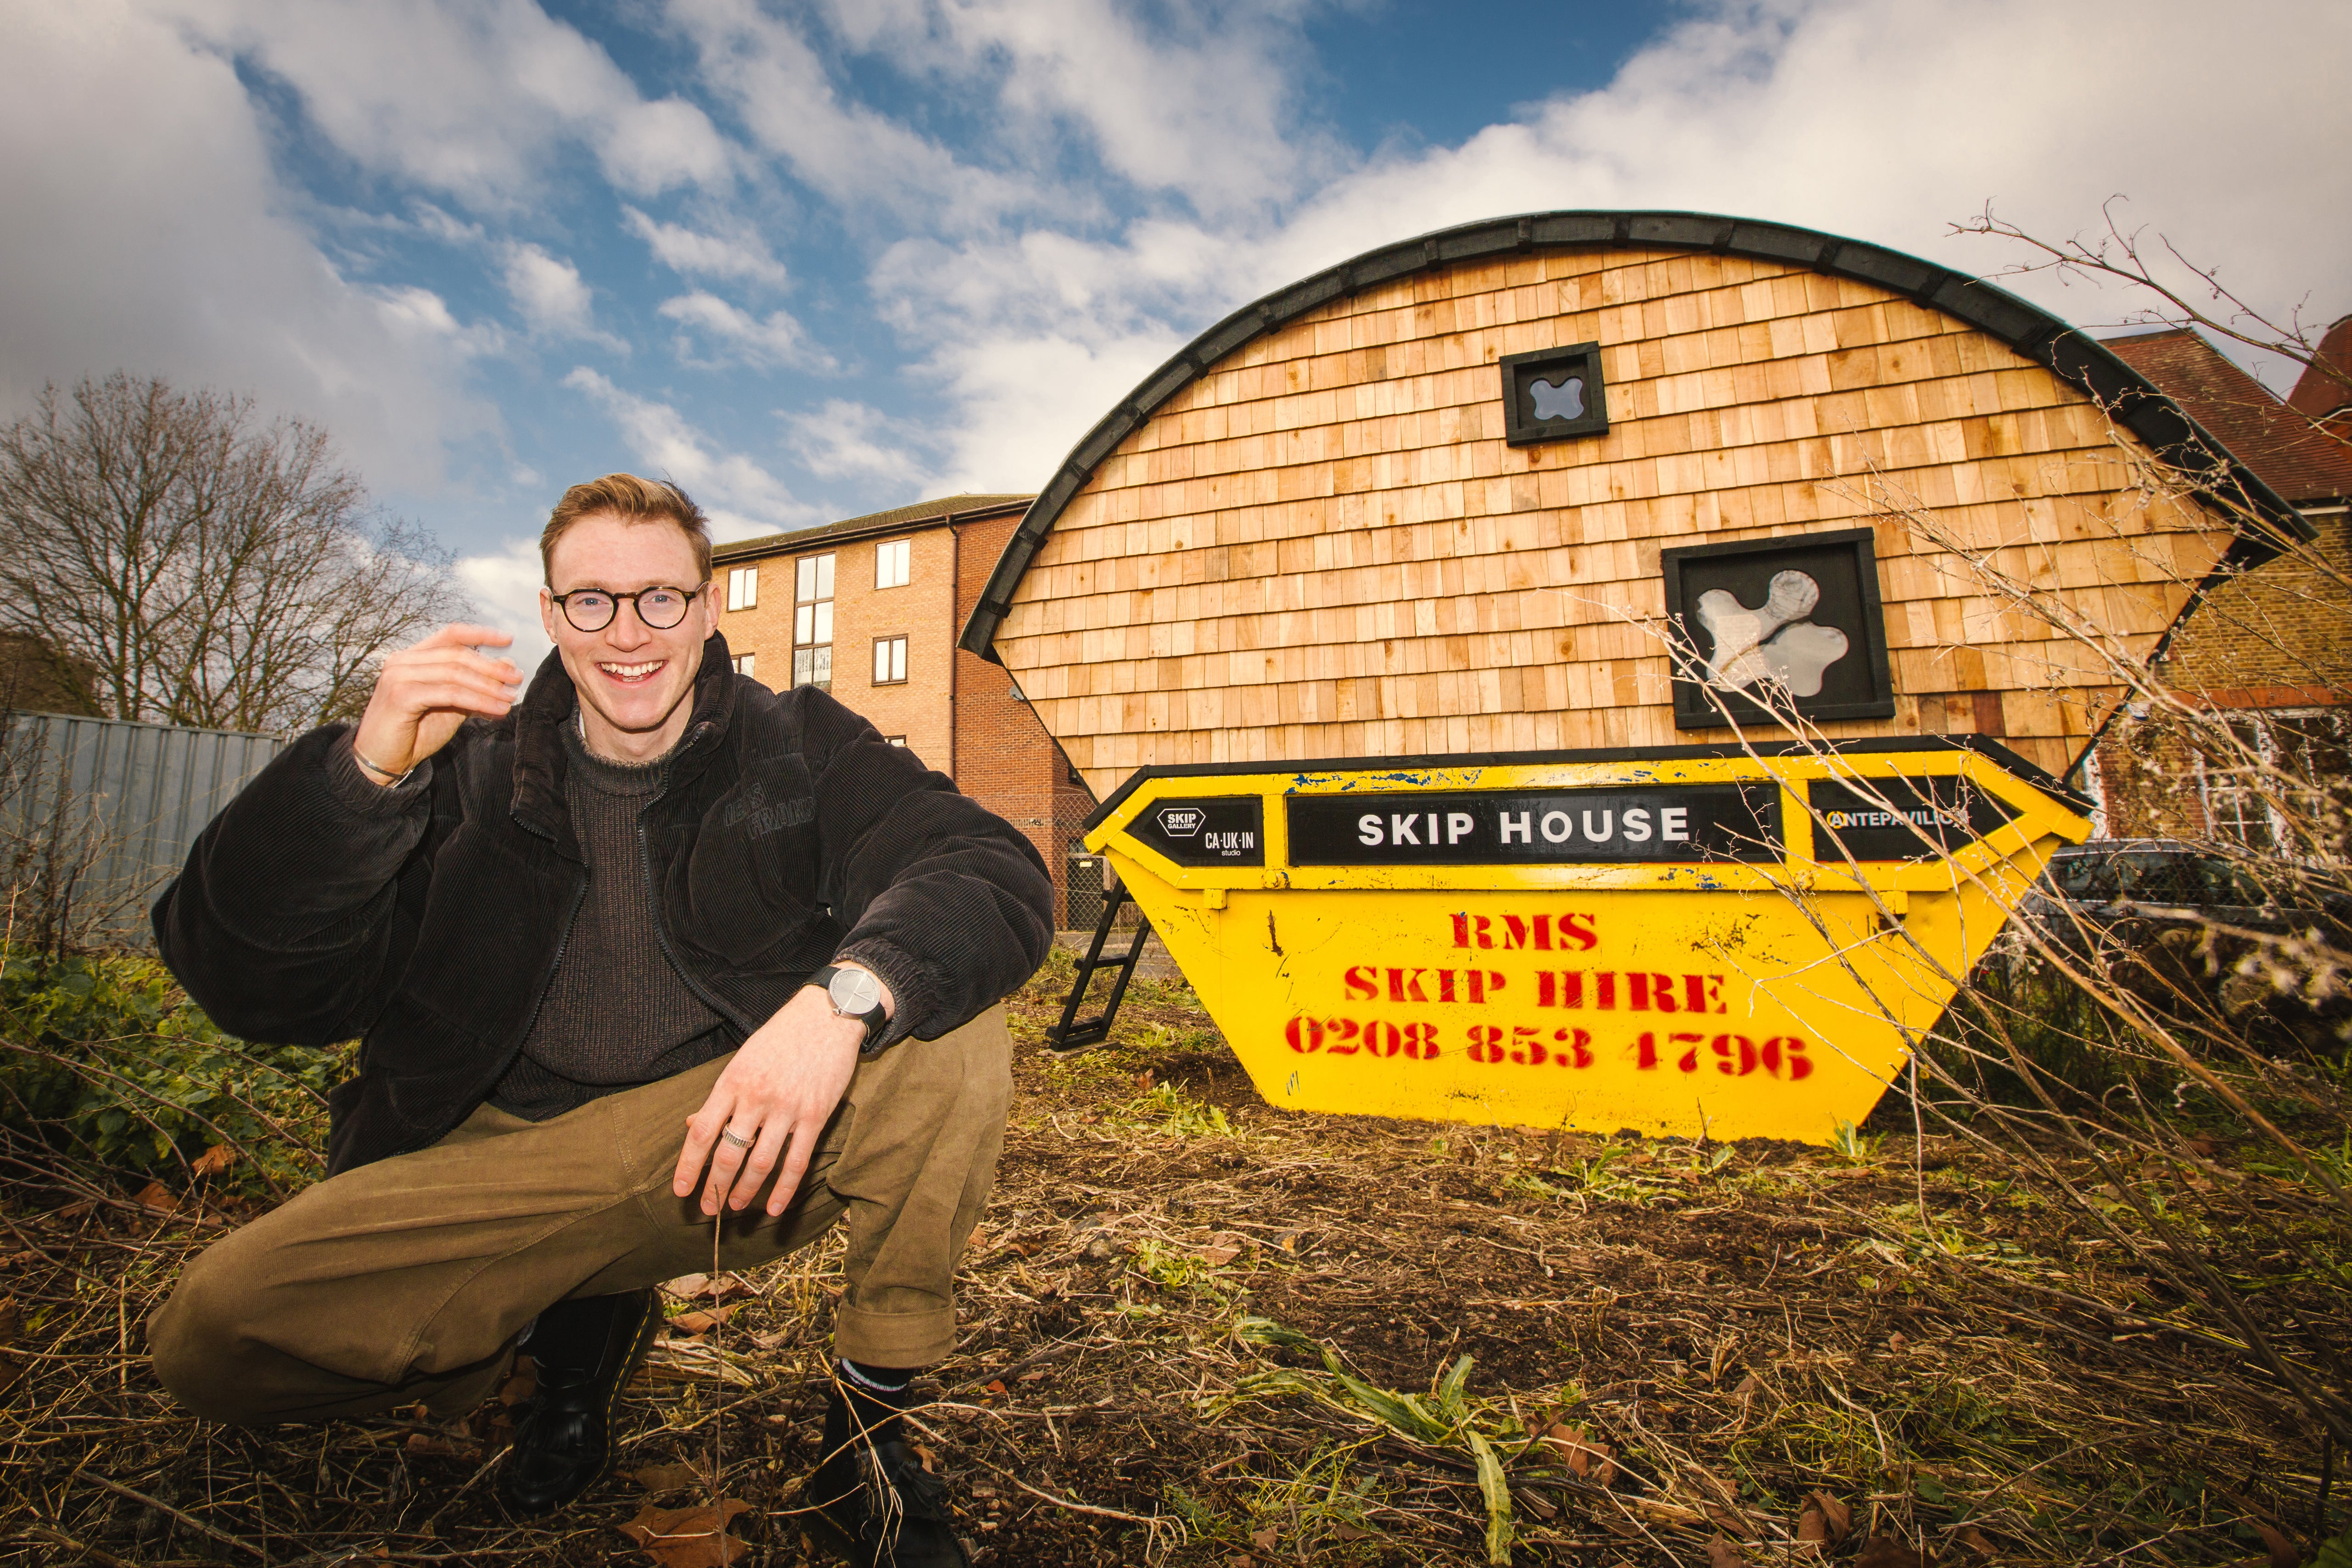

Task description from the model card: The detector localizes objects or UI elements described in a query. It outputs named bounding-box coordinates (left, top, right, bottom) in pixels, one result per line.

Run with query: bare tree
left=0, top=373, right=470, bottom=734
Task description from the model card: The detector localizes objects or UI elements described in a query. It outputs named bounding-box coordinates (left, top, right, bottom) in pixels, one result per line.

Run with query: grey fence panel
left=0, top=710, right=289, bottom=949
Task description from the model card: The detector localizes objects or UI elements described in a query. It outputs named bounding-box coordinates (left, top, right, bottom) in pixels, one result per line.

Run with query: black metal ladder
left=1045, top=882, right=1154, bottom=1055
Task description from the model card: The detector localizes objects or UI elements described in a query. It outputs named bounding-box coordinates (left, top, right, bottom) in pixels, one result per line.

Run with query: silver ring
left=720, top=1127, right=755, bottom=1150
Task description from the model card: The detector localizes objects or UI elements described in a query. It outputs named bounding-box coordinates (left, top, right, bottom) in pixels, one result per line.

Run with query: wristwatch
left=806, top=963, right=889, bottom=1052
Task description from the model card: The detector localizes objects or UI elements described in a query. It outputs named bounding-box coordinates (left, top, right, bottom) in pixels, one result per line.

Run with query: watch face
left=829, top=967, right=883, bottom=1015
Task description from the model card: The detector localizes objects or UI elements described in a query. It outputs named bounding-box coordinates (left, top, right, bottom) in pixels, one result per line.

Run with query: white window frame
left=875, top=538, right=910, bottom=590
left=726, top=565, right=758, bottom=611
left=2194, top=706, right=2351, bottom=860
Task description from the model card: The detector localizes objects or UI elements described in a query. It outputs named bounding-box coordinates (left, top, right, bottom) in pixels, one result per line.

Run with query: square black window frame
left=1499, top=342, right=1609, bottom=447
left=1661, top=526, right=1896, bottom=731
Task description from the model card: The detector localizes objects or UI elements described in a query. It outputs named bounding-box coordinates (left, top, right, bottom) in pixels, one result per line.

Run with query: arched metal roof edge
left=957, top=208, right=2311, bottom=662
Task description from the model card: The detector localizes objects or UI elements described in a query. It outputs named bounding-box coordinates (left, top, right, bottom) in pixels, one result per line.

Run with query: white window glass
left=885, top=735, right=907, bottom=747
left=792, top=552, right=835, bottom=690
left=876, top=539, right=910, bottom=589
left=873, top=636, right=907, bottom=684
left=732, top=652, right=755, bottom=678
left=726, top=566, right=758, bottom=611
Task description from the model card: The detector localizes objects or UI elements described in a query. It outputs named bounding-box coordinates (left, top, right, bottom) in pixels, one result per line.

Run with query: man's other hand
left=674, top=974, right=886, bottom=1217
left=351, top=624, right=524, bottom=783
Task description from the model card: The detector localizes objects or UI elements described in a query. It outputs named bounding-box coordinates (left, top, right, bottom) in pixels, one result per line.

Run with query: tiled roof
left=712, top=493, right=1032, bottom=560
left=2287, top=314, right=2352, bottom=423
left=2103, top=328, right=2352, bottom=505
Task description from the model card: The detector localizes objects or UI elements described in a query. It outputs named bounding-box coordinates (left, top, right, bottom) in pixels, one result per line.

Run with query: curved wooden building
left=960, top=212, right=2303, bottom=793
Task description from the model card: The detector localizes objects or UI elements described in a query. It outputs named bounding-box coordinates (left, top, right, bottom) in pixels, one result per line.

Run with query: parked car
left=2016, top=840, right=2349, bottom=942
left=1998, top=840, right=2351, bottom=1044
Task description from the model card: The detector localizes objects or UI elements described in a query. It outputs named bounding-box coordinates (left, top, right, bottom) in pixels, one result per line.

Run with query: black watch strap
left=806, top=964, right=889, bottom=1051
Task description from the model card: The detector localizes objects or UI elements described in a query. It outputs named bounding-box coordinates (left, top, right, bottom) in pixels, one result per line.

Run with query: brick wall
left=716, top=529, right=956, bottom=766
left=2092, top=511, right=2352, bottom=838
left=953, top=509, right=1095, bottom=926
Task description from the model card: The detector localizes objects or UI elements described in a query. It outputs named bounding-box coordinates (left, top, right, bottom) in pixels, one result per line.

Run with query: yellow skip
left=1082, top=741, right=2089, bottom=1144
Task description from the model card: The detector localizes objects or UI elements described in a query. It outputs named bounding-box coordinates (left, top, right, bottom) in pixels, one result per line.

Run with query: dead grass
left=0, top=968, right=2341, bottom=1566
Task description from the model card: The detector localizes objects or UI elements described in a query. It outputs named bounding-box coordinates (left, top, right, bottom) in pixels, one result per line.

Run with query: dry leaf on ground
left=670, top=1305, right=740, bottom=1335
left=134, top=1180, right=177, bottom=1213
left=1854, top=1538, right=1928, bottom=1568
left=616, top=1498, right=752, bottom=1567
left=2253, top=1522, right=2302, bottom=1568
left=1705, top=1539, right=1748, bottom=1568
left=1548, top=1424, right=1617, bottom=1487
left=190, top=1143, right=238, bottom=1176
left=632, top=1462, right=703, bottom=1492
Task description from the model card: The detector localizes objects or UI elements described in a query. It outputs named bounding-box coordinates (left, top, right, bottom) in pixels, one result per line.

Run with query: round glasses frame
left=548, top=582, right=710, bottom=633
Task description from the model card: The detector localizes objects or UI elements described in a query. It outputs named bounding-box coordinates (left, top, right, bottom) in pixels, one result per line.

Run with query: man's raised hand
left=351, top=624, right=524, bottom=782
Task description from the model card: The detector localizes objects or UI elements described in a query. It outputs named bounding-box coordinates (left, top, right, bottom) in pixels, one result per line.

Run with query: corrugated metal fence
left=0, top=710, right=287, bottom=949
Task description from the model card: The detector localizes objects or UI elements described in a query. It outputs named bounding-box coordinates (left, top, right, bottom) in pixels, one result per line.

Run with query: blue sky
left=4, top=0, right=2346, bottom=665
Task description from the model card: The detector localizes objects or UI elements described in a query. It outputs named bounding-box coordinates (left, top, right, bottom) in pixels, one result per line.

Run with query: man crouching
left=145, top=474, right=1053, bottom=1567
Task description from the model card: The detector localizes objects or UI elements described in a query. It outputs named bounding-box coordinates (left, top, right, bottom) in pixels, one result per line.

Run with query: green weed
left=0, top=948, right=336, bottom=1197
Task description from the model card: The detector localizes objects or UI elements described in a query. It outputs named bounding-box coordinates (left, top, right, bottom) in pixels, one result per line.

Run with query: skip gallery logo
left=1661, top=528, right=1896, bottom=730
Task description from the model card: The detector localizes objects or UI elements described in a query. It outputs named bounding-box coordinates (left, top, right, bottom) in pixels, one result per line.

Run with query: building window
left=884, top=735, right=907, bottom=747
left=726, top=566, right=758, bottom=610
left=873, top=635, right=908, bottom=685
left=2197, top=709, right=2352, bottom=858
left=875, top=538, right=910, bottom=589
left=732, top=652, right=756, bottom=679
left=793, top=553, right=834, bottom=689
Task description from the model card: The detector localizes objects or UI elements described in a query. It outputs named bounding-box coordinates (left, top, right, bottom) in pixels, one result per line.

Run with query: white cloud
left=884, top=0, right=2352, bottom=490
left=922, top=0, right=1327, bottom=215
left=454, top=534, right=555, bottom=672
left=562, top=367, right=818, bottom=539
left=0, top=0, right=487, bottom=486
left=783, top=398, right=920, bottom=482
left=657, top=292, right=832, bottom=371
left=371, top=284, right=508, bottom=359
left=665, top=0, right=1045, bottom=227
left=500, top=243, right=621, bottom=346
left=622, top=207, right=791, bottom=287
left=148, top=0, right=733, bottom=207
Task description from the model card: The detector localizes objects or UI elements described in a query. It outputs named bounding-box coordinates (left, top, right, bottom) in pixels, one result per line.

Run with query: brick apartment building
left=2085, top=319, right=2352, bottom=844
left=709, top=493, right=1099, bottom=926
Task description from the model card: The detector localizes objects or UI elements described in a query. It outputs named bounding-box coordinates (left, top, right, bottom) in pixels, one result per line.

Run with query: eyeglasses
left=549, top=582, right=708, bottom=633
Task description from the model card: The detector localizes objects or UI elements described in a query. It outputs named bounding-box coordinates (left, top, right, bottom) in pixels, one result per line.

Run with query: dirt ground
left=0, top=966, right=2336, bottom=1567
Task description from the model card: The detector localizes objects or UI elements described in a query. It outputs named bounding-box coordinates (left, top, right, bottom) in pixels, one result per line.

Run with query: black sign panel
left=1808, top=777, right=2016, bottom=861
left=1662, top=527, right=1896, bottom=731
left=1128, top=795, right=1265, bottom=866
left=1287, top=784, right=1782, bottom=866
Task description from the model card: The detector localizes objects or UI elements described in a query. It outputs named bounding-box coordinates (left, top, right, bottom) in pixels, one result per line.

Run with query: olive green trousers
left=147, top=1007, right=1011, bottom=1424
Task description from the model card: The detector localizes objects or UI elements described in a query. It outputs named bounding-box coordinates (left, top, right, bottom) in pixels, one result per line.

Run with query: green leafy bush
left=0, top=948, right=339, bottom=1198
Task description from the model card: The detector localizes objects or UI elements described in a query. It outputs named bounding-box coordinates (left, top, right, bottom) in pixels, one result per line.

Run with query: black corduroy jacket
left=153, top=632, right=1055, bottom=1175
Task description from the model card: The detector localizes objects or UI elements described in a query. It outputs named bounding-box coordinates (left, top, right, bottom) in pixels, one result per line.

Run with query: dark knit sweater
left=488, top=721, right=733, bottom=1120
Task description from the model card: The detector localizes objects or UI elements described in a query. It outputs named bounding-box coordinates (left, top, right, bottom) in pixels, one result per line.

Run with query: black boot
left=807, top=1375, right=969, bottom=1567
left=496, top=1289, right=660, bottom=1517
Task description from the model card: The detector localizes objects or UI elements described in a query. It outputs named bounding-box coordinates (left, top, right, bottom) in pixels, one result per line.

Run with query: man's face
left=540, top=512, right=716, bottom=759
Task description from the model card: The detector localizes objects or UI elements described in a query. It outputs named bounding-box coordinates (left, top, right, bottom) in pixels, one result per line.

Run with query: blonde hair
left=539, top=474, right=712, bottom=586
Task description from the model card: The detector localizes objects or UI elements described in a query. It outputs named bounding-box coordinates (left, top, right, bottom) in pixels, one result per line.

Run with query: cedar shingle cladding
left=993, top=246, right=2233, bottom=791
